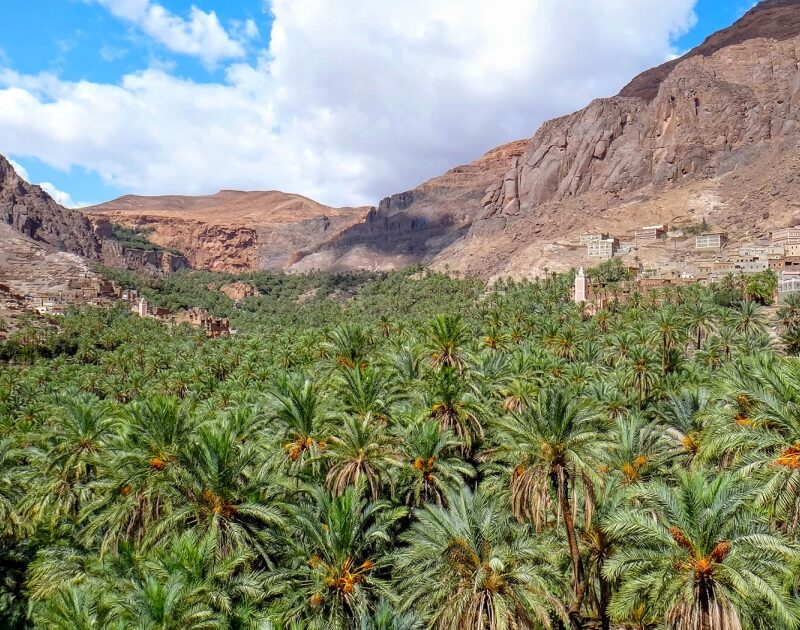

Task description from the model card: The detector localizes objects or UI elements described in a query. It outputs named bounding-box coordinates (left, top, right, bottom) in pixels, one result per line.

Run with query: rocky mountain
left=6, top=0, right=800, bottom=280
left=1, top=155, right=103, bottom=259
left=431, top=0, right=800, bottom=278
left=84, top=191, right=370, bottom=272
left=0, top=155, right=188, bottom=274
left=289, top=140, right=528, bottom=272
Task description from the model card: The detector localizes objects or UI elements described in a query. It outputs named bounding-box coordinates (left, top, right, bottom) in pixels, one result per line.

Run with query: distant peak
left=620, top=0, right=800, bottom=100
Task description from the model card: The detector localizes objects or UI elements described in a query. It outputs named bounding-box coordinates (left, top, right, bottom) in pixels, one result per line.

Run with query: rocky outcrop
left=476, top=1, right=800, bottom=234
left=1, top=155, right=189, bottom=274
left=620, top=0, right=800, bottom=101
left=291, top=140, right=528, bottom=271
left=99, top=239, right=189, bottom=273
left=217, top=281, right=258, bottom=300
left=1, top=155, right=104, bottom=258
left=84, top=190, right=367, bottom=272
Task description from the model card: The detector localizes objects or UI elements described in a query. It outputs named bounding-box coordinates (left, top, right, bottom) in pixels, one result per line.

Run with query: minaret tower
left=573, top=267, right=588, bottom=303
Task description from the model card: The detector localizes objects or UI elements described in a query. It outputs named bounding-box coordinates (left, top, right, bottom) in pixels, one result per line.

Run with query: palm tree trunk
left=557, top=467, right=585, bottom=629
left=599, top=564, right=611, bottom=630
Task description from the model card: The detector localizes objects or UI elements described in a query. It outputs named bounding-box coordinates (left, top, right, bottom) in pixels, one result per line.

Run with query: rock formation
left=289, top=140, right=528, bottom=272
left=1, top=155, right=189, bottom=274
left=431, top=0, right=800, bottom=278
left=1, top=155, right=103, bottom=258
left=84, top=190, right=369, bottom=272
left=217, top=281, right=258, bottom=301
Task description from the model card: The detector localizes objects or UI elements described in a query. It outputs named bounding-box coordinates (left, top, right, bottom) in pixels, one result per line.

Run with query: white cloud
left=7, top=158, right=29, bottom=181
left=39, top=182, right=79, bottom=208
left=91, top=0, right=249, bottom=65
left=0, top=0, right=698, bottom=207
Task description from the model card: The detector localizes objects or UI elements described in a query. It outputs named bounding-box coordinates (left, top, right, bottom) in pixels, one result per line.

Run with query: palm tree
left=728, top=300, right=767, bottom=341
left=649, top=306, right=685, bottom=373
left=704, top=356, right=800, bottom=536
left=267, top=485, right=406, bottom=629
left=685, top=301, right=716, bottom=350
left=424, top=315, right=470, bottom=370
left=396, top=420, right=474, bottom=507
left=322, top=324, right=374, bottom=369
left=105, top=574, right=222, bottom=630
left=21, top=394, right=118, bottom=529
left=324, top=414, right=402, bottom=500
left=30, top=585, right=109, bottom=630
left=654, top=388, right=710, bottom=467
left=425, top=367, right=485, bottom=454
left=269, top=374, right=329, bottom=467
left=486, top=387, right=610, bottom=627
left=393, top=486, right=563, bottom=630
left=604, top=470, right=799, bottom=630
left=334, top=366, right=402, bottom=421
left=80, top=395, right=196, bottom=554
left=153, top=423, right=284, bottom=558
left=619, top=346, right=660, bottom=408
left=0, top=437, right=23, bottom=537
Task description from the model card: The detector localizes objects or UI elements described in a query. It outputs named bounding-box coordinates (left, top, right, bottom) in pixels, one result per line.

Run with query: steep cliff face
left=289, top=140, right=528, bottom=272
left=1, top=155, right=189, bottom=274
left=84, top=190, right=367, bottom=272
left=431, top=0, right=800, bottom=278
left=481, top=37, right=800, bottom=224
left=1, top=155, right=104, bottom=258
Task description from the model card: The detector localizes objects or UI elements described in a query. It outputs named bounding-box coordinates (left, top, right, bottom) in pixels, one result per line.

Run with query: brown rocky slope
left=432, top=0, right=800, bottom=279
left=84, top=191, right=370, bottom=272
left=1, top=155, right=188, bottom=274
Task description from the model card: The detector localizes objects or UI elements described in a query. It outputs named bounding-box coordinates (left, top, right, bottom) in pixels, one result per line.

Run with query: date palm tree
left=324, top=414, right=403, bottom=500
left=424, top=315, right=471, bottom=370
left=604, top=470, right=799, bottom=630
left=393, top=486, right=563, bottom=630
left=425, top=367, right=485, bottom=454
left=21, top=393, right=118, bottom=529
left=485, top=387, right=610, bottom=627
left=396, top=419, right=474, bottom=507
left=269, top=374, right=329, bottom=468
left=267, top=485, right=406, bottom=629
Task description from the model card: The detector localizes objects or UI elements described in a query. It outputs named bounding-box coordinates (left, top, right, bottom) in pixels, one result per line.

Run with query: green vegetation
left=110, top=224, right=183, bottom=256
left=1, top=265, right=800, bottom=629
left=682, top=218, right=710, bottom=235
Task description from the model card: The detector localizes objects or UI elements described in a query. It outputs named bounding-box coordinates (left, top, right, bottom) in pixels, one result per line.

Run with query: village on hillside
left=0, top=273, right=233, bottom=339
left=570, top=220, right=800, bottom=306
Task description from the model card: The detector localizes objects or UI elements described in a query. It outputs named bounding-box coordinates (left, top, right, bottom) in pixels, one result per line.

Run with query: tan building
left=695, top=232, right=726, bottom=250
left=772, top=227, right=800, bottom=247
left=785, top=243, right=800, bottom=257
left=635, top=225, right=665, bottom=242
left=587, top=237, right=619, bottom=259
left=739, top=245, right=785, bottom=258
left=579, top=233, right=609, bottom=245
left=770, top=257, right=800, bottom=271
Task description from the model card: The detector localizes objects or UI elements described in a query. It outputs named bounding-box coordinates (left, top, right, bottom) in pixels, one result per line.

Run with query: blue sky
left=0, top=1, right=759, bottom=207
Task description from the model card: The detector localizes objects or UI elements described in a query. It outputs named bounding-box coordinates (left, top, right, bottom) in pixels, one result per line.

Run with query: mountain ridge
left=5, top=0, right=800, bottom=279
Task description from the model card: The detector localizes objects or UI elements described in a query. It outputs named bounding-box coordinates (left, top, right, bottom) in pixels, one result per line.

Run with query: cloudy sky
left=0, top=0, right=755, bottom=208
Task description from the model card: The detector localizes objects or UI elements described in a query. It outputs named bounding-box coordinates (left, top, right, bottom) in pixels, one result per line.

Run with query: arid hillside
left=84, top=190, right=369, bottom=272
left=430, top=0, right=800, bottom=279
left=6, top=0, right=800, bottom=279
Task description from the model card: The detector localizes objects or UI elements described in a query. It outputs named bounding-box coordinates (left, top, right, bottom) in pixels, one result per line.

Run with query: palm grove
left=1, top=263, right=800, bottom=629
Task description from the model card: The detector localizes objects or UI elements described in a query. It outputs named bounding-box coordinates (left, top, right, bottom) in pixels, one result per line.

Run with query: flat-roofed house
left=772, top=227, right=800, bottom=247
left=587, top=238, right=619, bottom=259
left=579, top=233, right=608, bottom=245
left=695, top=232, right=727, bottom=250
left=635, top=225, right=665, bottom=242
